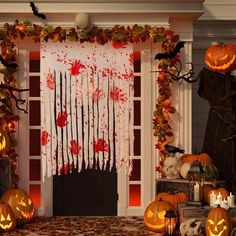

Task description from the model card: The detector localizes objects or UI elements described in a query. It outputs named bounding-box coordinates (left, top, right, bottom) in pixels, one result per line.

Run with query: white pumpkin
left=163, top=156, right=182, bottom=179
left=180, top=218, right=202, bottom=236
left=180, top=163, right=191, bottom=179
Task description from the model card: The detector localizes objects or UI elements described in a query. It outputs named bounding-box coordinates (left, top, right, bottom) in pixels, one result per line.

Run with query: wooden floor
left=2, top=216, right=163, bottom=236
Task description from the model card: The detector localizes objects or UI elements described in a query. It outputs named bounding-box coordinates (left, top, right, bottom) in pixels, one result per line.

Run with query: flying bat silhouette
left=0, top=55, right=18, bottom=69
left=30, top=2, right=47, bottom=20
left=154, top=41, right=185, bottom=60
left=164, top=144, right=185, bottom=155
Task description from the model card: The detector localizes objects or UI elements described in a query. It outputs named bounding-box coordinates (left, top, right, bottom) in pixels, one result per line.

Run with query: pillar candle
left=220, top=198, right=228, bottom=209
left=217, top=192, right=222, bottom=204
left=228, top=192, right=235, bottom=207
left=194, top=183, right=200, bottom=201
left=210, top=191, right=216, bottom=207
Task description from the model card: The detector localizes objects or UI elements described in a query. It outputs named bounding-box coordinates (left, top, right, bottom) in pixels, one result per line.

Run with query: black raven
left=164, top=144, right=185, bottom=155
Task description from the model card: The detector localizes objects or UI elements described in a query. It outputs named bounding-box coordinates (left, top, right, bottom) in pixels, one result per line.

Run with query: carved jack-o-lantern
left=206, top=205, right=231, bottom=236
left=0, top=203, right=16, bottom=232
left=1, top=187, right=35, bottom=223
left=143, top=198, right=176, bottom=232
left=205, top=43, right=236, bottom=72
left=0, top=127, right=10, bottom=155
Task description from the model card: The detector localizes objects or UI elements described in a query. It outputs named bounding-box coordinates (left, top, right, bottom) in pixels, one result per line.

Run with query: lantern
left=164, top=209, right=177, bottom=236
left=187, top=161, right=204, bottom=205
left=1, top=186, right=35, bottom=223
left=143, top=198, right=176, bottom=232
left=206, top=205, right=230, bottom=236
left=0, top=202, right=16, bottom=232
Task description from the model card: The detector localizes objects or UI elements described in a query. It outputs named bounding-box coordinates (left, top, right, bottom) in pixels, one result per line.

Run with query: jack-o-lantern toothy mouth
left=0, top=221, right=13, bottom=230
left=208, top=226, right=227, bottom=236
left=16, top=207, right=34, bottom=219
left=207, top=219, right=228, bottom=236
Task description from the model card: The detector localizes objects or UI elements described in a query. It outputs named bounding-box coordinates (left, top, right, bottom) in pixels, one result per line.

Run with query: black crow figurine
left=164, top=144, right=185, bottom=155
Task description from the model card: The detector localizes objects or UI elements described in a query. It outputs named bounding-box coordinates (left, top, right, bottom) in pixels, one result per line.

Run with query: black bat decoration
left=154, top=41, right=185, bottom=60
left=30, top=2, right=47, bottom=21
left=164, top=144, right=185, bottom=155
left=0, top=55, right=18, bottom=69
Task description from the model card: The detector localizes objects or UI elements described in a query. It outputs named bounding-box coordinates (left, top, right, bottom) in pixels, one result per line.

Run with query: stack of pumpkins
left=0, top=186, right=34, bottom=233
left=179, top=153, right=219, bottom=181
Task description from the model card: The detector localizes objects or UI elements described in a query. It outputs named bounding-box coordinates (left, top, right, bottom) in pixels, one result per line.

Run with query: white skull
left=180, top=218, right=202, bottom=236
left=163, top=156, right=182, bottom=179
left=74, top=13, right=91, bottom=39
left=75, top=13, right=90, bottom=30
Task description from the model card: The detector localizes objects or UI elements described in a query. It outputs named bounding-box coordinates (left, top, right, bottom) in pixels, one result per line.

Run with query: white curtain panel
left=41, top=41, right=134, bottom=178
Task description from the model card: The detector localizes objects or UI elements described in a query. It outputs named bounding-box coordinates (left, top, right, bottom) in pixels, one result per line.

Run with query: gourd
left=156, top=191, right=189, bottom=210
left=181, top=153, right=213, bottom=166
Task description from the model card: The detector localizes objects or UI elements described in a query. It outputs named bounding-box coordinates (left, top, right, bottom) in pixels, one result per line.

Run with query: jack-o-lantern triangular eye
left=0, top=214, right=5, bottom=222
left=28, top=199, right=32, bottom=205
left=19, top=199, right=26, bottom=207
left=6, top=214, right=11, bottom=221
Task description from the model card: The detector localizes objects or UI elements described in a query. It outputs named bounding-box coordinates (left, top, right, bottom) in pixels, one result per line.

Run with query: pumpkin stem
left=14, top=183, right=18, bottom=189
left=217, top=204, right=221, bottom=208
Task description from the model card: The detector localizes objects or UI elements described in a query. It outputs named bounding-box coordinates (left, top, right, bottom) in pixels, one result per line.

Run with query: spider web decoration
left=41, top=41, right=134, bottom=177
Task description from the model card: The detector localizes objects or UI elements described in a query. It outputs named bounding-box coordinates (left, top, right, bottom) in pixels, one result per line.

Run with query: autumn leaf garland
left=0, top=19, right=180, bottom=179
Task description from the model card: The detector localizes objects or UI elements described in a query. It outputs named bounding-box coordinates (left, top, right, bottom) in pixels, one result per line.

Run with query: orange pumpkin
left=206, top=205, right=231, bottom=236
left=205, top=43, right=236, bottom=72
left=0, top=202, right=16, bottom=232
left=1, top=187, right=35, bottom=223
left=144, top=198, right=176, bottom=232
left=156, top=191, right=189, bottom=210
left=204, top=187, right=229, bottom=204
left=181, top=153, right=213, bottom=166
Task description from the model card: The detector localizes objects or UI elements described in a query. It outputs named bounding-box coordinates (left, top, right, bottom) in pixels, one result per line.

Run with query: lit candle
left=220, top=198, right=228, bottom=209
left=194, top=183, right=200, bottom=201
left=217, top=192, right=222, bottom=204
left=168, top=224, right=172, bottom=234
left=210, top=191, right=216, bottom=207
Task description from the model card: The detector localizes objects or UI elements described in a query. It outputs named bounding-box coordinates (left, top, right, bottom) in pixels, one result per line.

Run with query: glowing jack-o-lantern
left=143, top=198, right=176, bottom=232
left=1, top=187, right=35, bottom=223
left=206, top=205, right=230, bottom=236
left=0, top=203, right=16, bottom=232
left=0, top=127, right=10, bottom=155
left=205, top=43, right=236, bottom=73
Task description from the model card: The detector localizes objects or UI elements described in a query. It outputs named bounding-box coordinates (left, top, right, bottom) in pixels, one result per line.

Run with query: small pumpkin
left=181, top=153, right=213, bottom=166
left=0, top=202, right=16, bottom=232
left=204, top=187, right=229, bottom=204
left=206, top=205, right=231, bottom=236
left=1, top=186, right=35, bottom=223
left=0, top=127, right=10, bottom=155
left=143, top=198, right=176, bottom=232
left=156, top=191, right=189, bottom=210
left=205, top=43, right=236, bottom=72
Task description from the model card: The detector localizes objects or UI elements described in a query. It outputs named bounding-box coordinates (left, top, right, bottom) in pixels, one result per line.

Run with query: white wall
left=191, top=48, right=209, bottom=153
